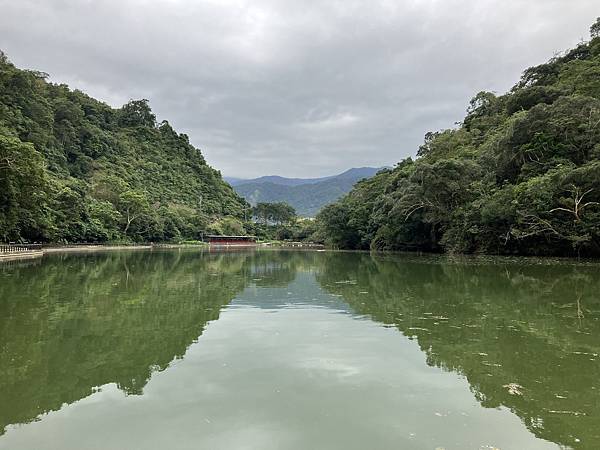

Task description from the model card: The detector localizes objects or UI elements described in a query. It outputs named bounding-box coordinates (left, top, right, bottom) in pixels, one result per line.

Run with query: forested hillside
left=316, top=19, right=600, bottom=257
left=0, top=52, right=247, bottom=243
left=233, top=167, right=382, bottom=217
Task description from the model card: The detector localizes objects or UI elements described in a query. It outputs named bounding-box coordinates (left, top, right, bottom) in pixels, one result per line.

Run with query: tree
left=550, top=185, right=599, bottom=222
left=252, top=202, right=296, bottom=225
left=118, top=190, right=151, bottom=235
left=253, top=203, right=271, bottom=225
left=271, top=202, right=296, bottom=225
left=591, top=17, right=600, bottom=39
left=86, top=199, right=122, bottom=241
left=0, top=132, right=48, bottom=241
left=209, top=216, right=244, bottom=236
left=315, top=203, right=359, bottom=249
left=118, top=99, right=156, bottom=128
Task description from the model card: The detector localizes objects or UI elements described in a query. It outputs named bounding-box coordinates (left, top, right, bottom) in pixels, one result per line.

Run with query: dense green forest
left=316, top=19, right=600, bottom=257
left=0, top=52, right=248, bottom=243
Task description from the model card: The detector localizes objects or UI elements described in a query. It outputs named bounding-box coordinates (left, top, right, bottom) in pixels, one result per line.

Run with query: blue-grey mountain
left=230, top=168, right=383, bottom=217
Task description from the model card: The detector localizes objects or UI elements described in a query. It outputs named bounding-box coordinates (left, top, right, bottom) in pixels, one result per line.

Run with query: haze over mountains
left=226, top=167, right=384, bottom=217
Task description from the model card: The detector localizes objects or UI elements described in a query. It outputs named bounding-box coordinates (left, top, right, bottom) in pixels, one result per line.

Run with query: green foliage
left=316, top=21, right=600, bottom=257
left=244, top=216, right=317, bottom=242
left=0, top=130, right=48, bottom=241
left=252, top=202, right=296, bottom=225
left=591, top=17, right=600, bottom=39
left=246, top=202, right=301, bottom=241
left=316, top=169, right=393, bottom=249
left=0, top=52, right=247, bottom=242
left=118, top=99, right=156, bottom=128
left=209, top=216, right=245, bottom=236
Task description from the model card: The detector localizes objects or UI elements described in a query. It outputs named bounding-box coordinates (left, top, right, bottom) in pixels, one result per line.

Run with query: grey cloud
left=0, top=0, right=597, bottom=177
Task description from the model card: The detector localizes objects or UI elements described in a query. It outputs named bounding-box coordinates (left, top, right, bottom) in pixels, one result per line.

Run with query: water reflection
left=0, top=250, right=598, bottom=449
left=0, top=250, right=253, bottom=434
left=315, top=252, right=600, bottom=448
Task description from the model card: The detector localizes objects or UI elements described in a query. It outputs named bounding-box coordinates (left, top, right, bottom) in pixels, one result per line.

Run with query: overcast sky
left=0, top=1, right=598, bottom=178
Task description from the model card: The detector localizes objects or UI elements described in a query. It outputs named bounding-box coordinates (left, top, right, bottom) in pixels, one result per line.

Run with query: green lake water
left=0, top=249, right=598, bottom=449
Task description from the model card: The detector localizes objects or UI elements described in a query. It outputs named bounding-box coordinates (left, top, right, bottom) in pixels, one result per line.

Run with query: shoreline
left=2, top=243, right=598, bottom=265
left=0, top=244, right=165, bottom=261
left=0, top=251, right=44, bottom=261
left=0, top=243, right=212, bottom=262
left=43, top=245, right=154, bottom=254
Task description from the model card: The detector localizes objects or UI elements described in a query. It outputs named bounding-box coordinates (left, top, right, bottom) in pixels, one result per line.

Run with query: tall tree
left=118, top=99, right=156, bottom=128
left=591, top=17, right=600, bottom=38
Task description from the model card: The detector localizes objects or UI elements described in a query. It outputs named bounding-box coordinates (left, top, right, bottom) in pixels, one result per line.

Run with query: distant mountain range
left=225, top=167, right=384, bottom=217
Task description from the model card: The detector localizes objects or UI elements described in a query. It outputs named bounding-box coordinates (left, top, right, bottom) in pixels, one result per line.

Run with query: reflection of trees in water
left=0, top=249, right=316, bottom=434
left=247, top=250, right=319, bottom=287
left=0, top=250, right=257, bottom=435
left=3, top=249, right=598, bottom=448
left=315, top=252, right=600, bottom=449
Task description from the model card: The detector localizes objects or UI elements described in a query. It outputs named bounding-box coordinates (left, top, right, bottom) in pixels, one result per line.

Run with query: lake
left=0, top=249, right=598, bottom=449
